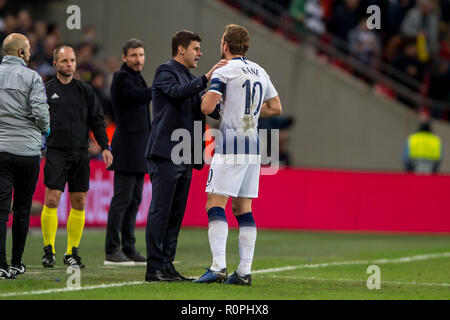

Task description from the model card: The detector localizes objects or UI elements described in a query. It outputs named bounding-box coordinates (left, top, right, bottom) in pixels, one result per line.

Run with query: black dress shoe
left=165, top=263, right=194, bottom=282
left=145, top=269, right=174, bottom=282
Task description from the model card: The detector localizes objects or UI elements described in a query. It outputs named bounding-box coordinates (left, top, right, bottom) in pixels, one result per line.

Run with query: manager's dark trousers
left=0, top=152, right=40, bottom=269
left=145, top=156, right=192, bottom=270
left=105, top=172, right=144, bottom=255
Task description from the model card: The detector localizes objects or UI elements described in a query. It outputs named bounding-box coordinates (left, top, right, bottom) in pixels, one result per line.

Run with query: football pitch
left=0, top=228, right=449, bottom=300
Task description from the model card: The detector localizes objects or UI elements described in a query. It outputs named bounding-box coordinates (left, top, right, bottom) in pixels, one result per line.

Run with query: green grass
left=0, top=228, right=449, bottom=300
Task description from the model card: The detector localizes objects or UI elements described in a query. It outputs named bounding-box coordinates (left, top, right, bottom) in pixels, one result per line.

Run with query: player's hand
left=102, top=149, right=113, bottom=168
left=205, top=59, right=228, bottom=81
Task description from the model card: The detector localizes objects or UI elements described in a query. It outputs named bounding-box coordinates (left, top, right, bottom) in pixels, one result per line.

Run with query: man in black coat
left=144, top=30, right=226, bottom=281
left=104, top=39, right=152, bottom=265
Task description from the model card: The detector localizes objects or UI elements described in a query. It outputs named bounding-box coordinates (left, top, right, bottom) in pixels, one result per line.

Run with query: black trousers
left=105, top=171, right=144, bottom=255
left=145, top=157, right=192, bottom=270
left=0, top=152, right=40, bottom=269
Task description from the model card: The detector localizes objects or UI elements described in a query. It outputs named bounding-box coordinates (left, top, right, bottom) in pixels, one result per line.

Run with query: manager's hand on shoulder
left=205, top=59, right=228, bottom=81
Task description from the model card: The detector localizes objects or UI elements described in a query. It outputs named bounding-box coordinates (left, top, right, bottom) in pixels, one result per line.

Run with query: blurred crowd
left=0, top=0, right=117, bottom=158
left=226, top=0, right=450, bottom=120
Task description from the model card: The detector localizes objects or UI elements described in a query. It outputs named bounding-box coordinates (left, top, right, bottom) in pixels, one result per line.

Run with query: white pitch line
left=252, top=252, right=450, bottom=274
left=0, top=281, right=147, bottom=298
left=268, top=275, right=450, bottom=288
left=1, top=252, right=449, bottom=298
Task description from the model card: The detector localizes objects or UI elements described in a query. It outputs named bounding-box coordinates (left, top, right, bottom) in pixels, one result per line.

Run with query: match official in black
left=144, top=30, right=226, bottom=282
left=40, top=45, right=113, bottom=269
left=104, top=39, right=151, bottom=265
left=0, top=33, right=50, bottom=279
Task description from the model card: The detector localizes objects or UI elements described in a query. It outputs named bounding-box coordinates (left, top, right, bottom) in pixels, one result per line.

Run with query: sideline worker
left=0, top=33, right=50, bottom=279
left=40, top=45, right=112, bottom=269
left=403, top=121, right=442, bottom=174
left=104, top=39, right=151, bottom=266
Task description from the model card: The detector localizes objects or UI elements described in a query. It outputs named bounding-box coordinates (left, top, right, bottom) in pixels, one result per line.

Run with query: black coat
left=109, top=63, right=152, bottom=173
left=145, top=59, right=207, bottom=170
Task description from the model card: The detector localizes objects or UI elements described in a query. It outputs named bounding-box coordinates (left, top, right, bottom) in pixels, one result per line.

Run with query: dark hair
left=223, top=24, right=249, bottom=56
left=418, top=121, right=432, bottom=132
left=122, top=38, right=145, bottom=56
left=53, top=45, right=75, bottom=62
left=171, top=30, right=201, bottom=57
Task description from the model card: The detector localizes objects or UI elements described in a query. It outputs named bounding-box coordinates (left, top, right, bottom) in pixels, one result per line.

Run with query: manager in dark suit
left=104, top=39, right=151, bottom=265
left=144, top=30, right=226, bottom=281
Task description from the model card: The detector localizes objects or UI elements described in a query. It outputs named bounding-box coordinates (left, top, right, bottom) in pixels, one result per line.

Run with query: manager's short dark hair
left=122, top=38, right=145, bottom=56
left=171, top=30, right=201, bottom=57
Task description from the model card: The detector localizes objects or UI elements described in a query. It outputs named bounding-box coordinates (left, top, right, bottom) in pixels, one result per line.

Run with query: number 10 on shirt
left=242, top=80, right=263, bottom=116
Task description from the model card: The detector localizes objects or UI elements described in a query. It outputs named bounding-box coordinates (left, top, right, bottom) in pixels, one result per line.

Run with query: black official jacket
left=145, top=59, right=207, bottom=170
left=109, top=63, right=152, bottom=173
left=45, top=78, right=109, bottom=152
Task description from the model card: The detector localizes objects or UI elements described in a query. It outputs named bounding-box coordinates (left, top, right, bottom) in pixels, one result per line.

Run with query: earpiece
left=19, top=49, right=25, bottom=56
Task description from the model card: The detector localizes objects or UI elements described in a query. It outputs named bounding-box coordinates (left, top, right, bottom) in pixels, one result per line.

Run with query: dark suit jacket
left=146, top=59, right=207, bottom=170
left=109, top=63, right=152, bottom=173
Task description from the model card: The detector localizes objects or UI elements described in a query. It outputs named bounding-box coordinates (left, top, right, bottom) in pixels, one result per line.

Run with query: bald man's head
left=53, top=45, right=76, bottom=80
left=2, top=33, right=31, bottom=64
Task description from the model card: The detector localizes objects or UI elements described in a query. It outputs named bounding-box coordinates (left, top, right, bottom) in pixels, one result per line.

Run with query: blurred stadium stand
left=2, top=0, right=449, bottom=172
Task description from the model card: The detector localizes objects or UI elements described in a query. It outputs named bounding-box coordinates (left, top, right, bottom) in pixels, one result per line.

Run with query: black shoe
left=42, top=245, right=55, bottom=268
left=63, top=247, right=86, bottom=269
left=125, top=251, right=146, bottom=265
left=225, top=271, right=252, bottom=286
left=104, top=250, right=135, bottom=266
left=165, top=263, right=194, bottom=282
left=145, top=268, right=175, bottom=282
left=9, top=262, right=26, bottom=277
left=0, top=267, right=15, bottom=280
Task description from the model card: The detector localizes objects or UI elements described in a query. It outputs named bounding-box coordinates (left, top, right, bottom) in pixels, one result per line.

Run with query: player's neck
left=57, top=73, right=73, bottom=85
left=226, top=54, right=242, bottom=60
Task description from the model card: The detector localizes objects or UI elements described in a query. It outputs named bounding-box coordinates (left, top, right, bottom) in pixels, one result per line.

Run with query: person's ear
left=178, top=45, right=185, bottom=55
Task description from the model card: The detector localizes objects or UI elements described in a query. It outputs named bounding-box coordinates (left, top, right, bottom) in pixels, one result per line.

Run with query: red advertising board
left=17, top=160, right=450, bottom=233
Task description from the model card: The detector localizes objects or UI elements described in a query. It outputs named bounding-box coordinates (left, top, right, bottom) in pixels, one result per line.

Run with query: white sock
left=237, top=226, right=257, bottom=276
left=208, top=220, right=228, bottom=271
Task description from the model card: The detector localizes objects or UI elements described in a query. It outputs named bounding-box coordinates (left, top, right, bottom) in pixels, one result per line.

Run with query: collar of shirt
left=121, top=62, right=141, bottom=75
left=2, top=55, right=26, bottom=66
left=170, top=59, right=191, bottom=74
left=55, top=77, right=75, bottom=86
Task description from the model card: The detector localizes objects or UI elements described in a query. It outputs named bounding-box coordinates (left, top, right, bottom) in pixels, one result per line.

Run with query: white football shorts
left=205, top=153, right=261, bottom=198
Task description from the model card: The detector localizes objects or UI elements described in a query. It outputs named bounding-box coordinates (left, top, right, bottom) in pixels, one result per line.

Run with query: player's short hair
left=122, top=38, right=145, bottom=56
left=53, top=45, right=75, bottom=62
left=171, top=30, right=201, bottom=57
left=223, top=24, right=250, bottom=56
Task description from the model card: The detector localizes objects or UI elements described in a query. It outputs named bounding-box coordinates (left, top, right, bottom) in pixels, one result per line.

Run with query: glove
left=43, top=128, right=51, bottom=138
left=41, top=135, right=47, bottom=150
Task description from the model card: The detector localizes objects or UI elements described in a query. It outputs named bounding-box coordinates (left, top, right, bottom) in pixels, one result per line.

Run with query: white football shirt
left=209, top=57, right=278, bottom=155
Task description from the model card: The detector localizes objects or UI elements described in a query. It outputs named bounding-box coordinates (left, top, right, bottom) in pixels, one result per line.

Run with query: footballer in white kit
left=194, top=24, right=282, bottom=286
left=205, top=56, right=278, bottom=198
